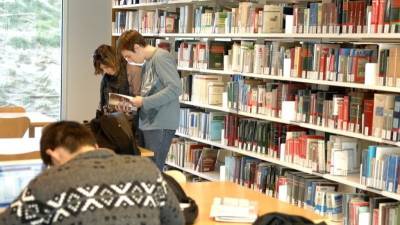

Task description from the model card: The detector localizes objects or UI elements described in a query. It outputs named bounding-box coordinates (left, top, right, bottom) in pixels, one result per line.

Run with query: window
left=0, top=0, right=62, bottom=119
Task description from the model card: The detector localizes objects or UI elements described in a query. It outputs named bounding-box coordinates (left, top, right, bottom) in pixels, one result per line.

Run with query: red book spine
left=294, top=138, right=300, bottom=164
left=337, top=99, right=344, bottom=129
left=371, top=0, right=379, bottom=33
left=319, top=48, right=328, bottom=80
left=364, top=99, right=374, bottom=136
left=342, top=96, right=350, bottom=130
left=288, top=138, right=294, bottom=163
left=378, top=0, right=386, bottom=32
left=373, top=208, right=379, bottom=225
left=233, top=115, right=239, bottom=147
left=348, top=1, right=355, bottom=33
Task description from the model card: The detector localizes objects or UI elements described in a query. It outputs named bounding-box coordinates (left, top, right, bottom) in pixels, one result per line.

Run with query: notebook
left=210, top=197, right=258, bottom=223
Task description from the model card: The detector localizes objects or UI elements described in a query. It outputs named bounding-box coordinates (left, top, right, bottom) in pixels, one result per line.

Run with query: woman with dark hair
left=93, top=44, right=135, bottom=111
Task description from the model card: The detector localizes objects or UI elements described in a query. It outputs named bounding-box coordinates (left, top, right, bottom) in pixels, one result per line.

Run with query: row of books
left=178, top=108, right=225, bottom=141
left=167, top=138, right=228, bottom=172
left=341, top=194, right=400, bottom=225
left=360, top=146, right=400, bottom=194
left=166, top=138, right=345, bottom=219
left=178, top=107, right=363, bottom=175
left=112, top=0, right=168, bottom=6
left=114, top=0, right=400, bottom=34
left=168, top=136, right=400, bottom=224
left=222, top=77, right=400, bottom=140
left=180, top=74, right=400, bottom=141
left=292, top=0, right=400, bottom=34
left=113, top=9, right=180, bottom=34
left=177, top=40, right=400, bottom=87
left=224, top=155, right=345, bottom=220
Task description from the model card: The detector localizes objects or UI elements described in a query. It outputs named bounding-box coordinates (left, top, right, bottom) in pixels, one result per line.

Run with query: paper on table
left=210, top=197, right=258, bottom=223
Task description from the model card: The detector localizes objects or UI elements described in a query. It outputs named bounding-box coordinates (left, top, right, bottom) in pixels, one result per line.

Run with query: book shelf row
left=177, top=40, right=400, bottom=90
left=112, top=32, right=400, bottom=42
left=180, top=97, right=395, bottom=145
left=178, top=67, right=400, bottom=93
left=113, top=0, right=400, bottom=36
left=112, top=0, right=211, bottom=9
left=174, top=132, right=400, bottom=201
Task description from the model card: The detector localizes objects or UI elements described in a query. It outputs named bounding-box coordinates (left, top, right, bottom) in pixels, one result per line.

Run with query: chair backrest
left=0, top=106, right=26, bottom=113
left=0, top=151, right=40, bottom=161
left=164, top=170, right=187, bottom=183
left=0, top=117, right=30, bottom=138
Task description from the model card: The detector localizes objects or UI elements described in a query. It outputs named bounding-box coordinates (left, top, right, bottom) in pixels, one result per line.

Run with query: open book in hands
left=108, top=93, right=138, bottom=113
left=210, top=197, right=258, bottom=223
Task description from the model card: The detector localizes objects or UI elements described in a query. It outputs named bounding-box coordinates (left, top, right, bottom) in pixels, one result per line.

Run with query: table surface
left=181, top=182, right=326, bottom=225
left=0, top=112, right=56, bottom=126
left=0, top=138, right=153, bottom=161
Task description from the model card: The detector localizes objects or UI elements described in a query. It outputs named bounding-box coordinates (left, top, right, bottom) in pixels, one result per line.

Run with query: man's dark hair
left=117, top=30, right=147, bottom=53
left=40, top=121, right=97, bottom=166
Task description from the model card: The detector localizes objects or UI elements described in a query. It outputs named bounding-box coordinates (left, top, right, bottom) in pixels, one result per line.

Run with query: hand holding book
left=108, top=93, right=138, bottom=112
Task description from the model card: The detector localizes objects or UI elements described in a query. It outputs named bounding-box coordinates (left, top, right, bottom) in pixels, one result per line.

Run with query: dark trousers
left=142, top=129, right=175, bottom=170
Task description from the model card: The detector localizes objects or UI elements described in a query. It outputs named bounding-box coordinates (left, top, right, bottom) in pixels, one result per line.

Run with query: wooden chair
left=0, top=117, right=31, bottom=138
left=164, top=170, right=187, bottom=183
left=0, top=151, right=40, bottom=161
left=0, top=105, right=26, bottom=113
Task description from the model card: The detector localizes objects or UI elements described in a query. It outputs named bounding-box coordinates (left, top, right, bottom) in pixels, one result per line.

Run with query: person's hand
left=130, top=96, right=143, bottom=108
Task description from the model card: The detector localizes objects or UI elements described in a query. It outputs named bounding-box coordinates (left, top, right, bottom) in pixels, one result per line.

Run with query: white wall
left=62, top=0, right=112, bottom=121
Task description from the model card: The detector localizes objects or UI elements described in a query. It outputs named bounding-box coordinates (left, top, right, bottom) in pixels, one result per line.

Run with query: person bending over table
left=0, top=121, right=184, bottom=225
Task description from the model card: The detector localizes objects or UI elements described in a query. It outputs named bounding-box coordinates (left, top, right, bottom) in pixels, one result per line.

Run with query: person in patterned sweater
left=0, top=121, right=184, bottom=225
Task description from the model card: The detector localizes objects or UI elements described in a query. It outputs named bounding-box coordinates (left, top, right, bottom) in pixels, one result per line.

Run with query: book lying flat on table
left=210, top=197, right=258, bottom=223
left=108, top=93, right=138, bottom=112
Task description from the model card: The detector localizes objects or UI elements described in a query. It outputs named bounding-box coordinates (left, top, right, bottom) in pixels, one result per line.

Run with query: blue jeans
left=142, top=129, right=175, bottom=170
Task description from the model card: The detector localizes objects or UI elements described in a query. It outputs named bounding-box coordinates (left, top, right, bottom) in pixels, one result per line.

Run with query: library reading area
left=2, top=0, right=400, bottom=224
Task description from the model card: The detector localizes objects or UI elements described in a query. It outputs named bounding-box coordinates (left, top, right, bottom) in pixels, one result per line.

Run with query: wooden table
left=0, top=112, right=56, bottom=137
left=0, top=138, right=153, bottom=161
left=181, top=182, right=326, bottom=225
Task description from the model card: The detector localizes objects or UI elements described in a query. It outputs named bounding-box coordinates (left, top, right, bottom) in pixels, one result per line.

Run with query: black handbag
left=253, top=212, right=327, bottom=225
left=88, top=111, right=140, bottom=155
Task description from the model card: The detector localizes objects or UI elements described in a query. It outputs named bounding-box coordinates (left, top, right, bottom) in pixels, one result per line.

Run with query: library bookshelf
left=112, top=0, right=400, bottom=223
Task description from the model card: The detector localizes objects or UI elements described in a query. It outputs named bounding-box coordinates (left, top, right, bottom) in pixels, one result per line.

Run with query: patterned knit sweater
left=0, top=149, right=184, bottom=225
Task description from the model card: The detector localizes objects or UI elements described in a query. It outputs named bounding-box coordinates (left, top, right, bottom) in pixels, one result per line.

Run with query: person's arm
left=160, top=177, right=185, bottom=225
left=99, top=77, right=106, bottom=110
left=141, top=52, right=182, bottom=110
